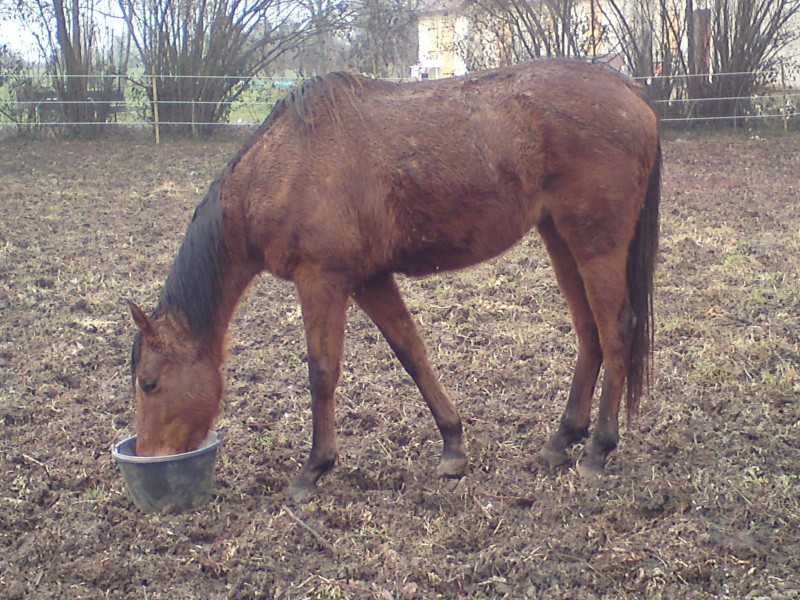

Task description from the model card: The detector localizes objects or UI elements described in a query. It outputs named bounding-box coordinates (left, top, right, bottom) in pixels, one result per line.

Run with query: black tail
left=625, top=143, right=661, bottom=421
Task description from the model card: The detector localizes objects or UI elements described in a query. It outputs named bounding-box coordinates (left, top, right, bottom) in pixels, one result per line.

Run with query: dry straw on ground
left=0, top=134, right=798, bottom=598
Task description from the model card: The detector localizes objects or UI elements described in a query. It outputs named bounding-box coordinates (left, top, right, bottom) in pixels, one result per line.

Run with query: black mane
left=131, top=180, right=226, bottom=380
left=285, top=71, right=366, bottom=130
left=156, top=177, right=227, bottom=341
left=144, top=73, right=369, bottom=346
left=131, top=170, right=227, bottom=381
left=149, top=84, right=296, bottom=341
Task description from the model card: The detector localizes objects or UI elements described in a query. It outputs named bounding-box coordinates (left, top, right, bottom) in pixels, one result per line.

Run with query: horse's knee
left=308, top=359, right=340, bottom=398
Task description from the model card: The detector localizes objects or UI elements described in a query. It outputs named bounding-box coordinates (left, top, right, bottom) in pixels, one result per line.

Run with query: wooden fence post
left=779, top=59, right=789, bottom=132
left=151, top=64, right=161, bottom=144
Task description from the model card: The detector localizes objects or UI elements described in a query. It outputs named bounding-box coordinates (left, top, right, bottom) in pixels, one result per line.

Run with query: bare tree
left=600, top=0, right=653, bottom=76
left=597, top=0, right=687, bottom=112
left=602, top=0, right=800, bottom=121
left=462, top=0, right=798, bottom=124
left=50, top=0, right=93, bottom=124
left=344, top=0, right=419, bottom=77
left=118, top=0, right=348, bottom=133
left=8, top=0, right=126, bottom=131
left=279, top=0, right=351, bottom=76
left=705, top=0, right=800, bottom=119
left=461, top=0, right=596, bottom=70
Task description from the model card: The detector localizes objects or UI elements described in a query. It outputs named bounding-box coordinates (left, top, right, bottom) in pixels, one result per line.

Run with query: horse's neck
left=158, top=189, right=263, bottom=359
left=204, top=240, right=263, bottom=357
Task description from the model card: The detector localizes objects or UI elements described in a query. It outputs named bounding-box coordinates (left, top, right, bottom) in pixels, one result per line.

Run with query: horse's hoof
left=538, top=445, right=571, bottom=469
left=576, top=457, right=605, bottom=479
left=438, top=453, right=468, bottom=479
left=287, top=479, right=317, bottom=503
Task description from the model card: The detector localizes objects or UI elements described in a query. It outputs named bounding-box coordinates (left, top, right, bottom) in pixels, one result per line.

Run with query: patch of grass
left=359, top=523, right=391, bottom=542
left=687, top=349, right=728, bottom=386
left=245, top=431, right=275, bottom=455
left=718, top=252, right=759, bottom=271
left=658, top=313, right=698, bottom=335
left=82, top=485, right=108, bottom=502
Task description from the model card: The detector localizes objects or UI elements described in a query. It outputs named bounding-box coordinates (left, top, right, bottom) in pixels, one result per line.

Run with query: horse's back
left=360, top=61, right=657, bottom=274
left=233, top=60, right=659, bottom=280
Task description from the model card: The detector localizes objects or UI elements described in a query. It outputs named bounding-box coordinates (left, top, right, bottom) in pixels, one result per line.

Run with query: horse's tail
left=625, top=142, right=661, bottom=422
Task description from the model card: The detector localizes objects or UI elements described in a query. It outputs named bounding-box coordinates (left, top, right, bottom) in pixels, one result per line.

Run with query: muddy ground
left=0, top=132, right=798, bottom=599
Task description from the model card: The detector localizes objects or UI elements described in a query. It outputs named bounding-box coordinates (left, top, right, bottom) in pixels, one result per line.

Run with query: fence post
left=780, top=59, right=788, bottom=132
left=151, top=64, right=161, bottom=144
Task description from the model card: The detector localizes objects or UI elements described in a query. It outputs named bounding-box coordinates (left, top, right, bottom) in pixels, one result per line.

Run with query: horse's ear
left=129, top=301, right=156, bottom=340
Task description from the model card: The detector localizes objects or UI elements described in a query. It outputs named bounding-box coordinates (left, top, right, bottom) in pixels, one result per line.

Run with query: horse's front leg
left=289, top=272, right=351, bottom=502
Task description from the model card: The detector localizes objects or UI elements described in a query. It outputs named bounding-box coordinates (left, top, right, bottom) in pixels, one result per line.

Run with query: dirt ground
left=0, top=131, right=798, bottom=599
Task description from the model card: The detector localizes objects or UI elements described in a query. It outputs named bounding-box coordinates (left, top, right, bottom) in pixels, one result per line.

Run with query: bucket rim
left=112, top=430, right=221, bottom=464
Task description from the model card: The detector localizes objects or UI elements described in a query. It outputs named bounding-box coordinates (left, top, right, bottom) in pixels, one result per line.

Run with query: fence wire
left=1, top=70, right=797, bottom=132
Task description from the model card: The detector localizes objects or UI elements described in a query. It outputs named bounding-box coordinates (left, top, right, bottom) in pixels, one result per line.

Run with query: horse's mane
left=142, top=68, right=527, bottom=350
left=148, top=73, right=370, bottom=345
left=156, top=177, right=227, bottom=342
left=285, top=71, right=366, bottom=130
left=228, top=72, right=368, bottom=167
left=131, top=180, right=225, bottom=373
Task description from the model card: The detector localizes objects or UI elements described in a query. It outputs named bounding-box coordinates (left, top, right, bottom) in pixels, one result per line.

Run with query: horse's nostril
left=140, top=379, right=157, bottom=393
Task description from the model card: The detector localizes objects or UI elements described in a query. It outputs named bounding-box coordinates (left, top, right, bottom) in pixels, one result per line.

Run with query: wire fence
left=0, top=73, right=303, bottom=136
left=1, top=69, right=798, bottom=137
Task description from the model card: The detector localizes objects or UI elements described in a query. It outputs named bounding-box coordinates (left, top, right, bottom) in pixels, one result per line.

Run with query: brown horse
left=129, top=58, right=661, bottom=501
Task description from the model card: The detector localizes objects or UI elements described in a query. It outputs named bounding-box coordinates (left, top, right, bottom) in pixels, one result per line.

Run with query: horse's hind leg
left=536, top=217, right=603, bottom=468
left=290, top=271, right=351, bottom=501
left=574, top=255, right=635, bottom=477
left=353, top=272, right=468, bottom=478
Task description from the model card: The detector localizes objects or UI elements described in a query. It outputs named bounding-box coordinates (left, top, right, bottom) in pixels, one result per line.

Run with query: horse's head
left=128, top=302, right=223, bottom=456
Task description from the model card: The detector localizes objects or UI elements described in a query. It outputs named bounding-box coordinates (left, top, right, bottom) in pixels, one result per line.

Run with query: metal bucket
left=112, top=430, right=222, bottom=513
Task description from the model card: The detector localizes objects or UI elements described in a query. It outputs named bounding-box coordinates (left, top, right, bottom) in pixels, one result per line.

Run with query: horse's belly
left=394, top=215, right=532, bottom=277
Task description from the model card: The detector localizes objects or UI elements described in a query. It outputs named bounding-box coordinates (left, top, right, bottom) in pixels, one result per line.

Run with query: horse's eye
left=140, top=379, right=158, bottom=394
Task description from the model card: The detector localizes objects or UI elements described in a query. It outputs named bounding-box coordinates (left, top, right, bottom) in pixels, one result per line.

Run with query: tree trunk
left=53, top=0, right=92, bottom=129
